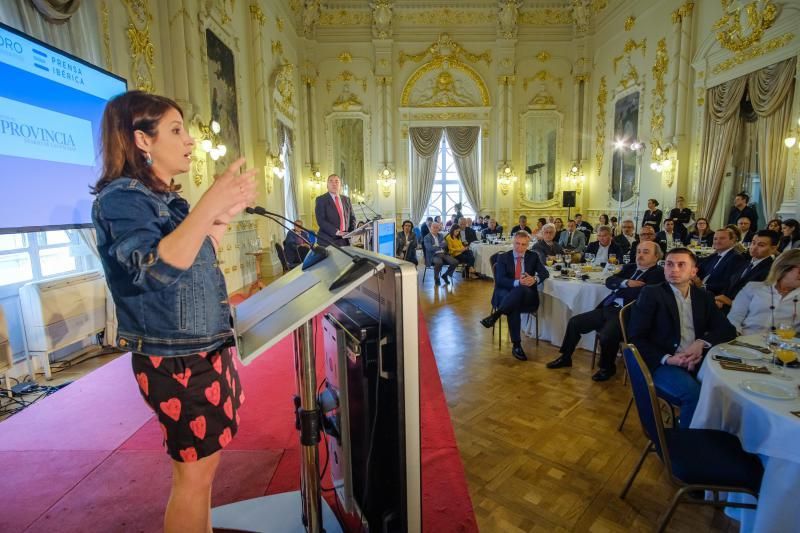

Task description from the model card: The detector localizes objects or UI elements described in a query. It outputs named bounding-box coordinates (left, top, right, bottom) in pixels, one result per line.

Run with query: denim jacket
left=92, top=178, right=233, bottom=356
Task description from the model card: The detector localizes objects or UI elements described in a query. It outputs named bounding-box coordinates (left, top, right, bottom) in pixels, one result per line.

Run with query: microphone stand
left=359, top=201, right=382, bottom=222
left=245, top=207, right=328, bottom=271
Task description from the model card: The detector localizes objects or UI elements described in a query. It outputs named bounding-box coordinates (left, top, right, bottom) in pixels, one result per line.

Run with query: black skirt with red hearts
left=131, top=344, right=245, bottom=462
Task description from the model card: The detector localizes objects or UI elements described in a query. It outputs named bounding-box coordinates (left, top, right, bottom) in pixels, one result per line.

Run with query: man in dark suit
left=574, top=214, right=593, bottom=240
left=715, top=229, right=778, bottom=311
left=582, top=225, right=623, bottom=265
left=420, top=216, right=433, bottom=240
left=482, top=219, right=502, bottom=240
left=558, top=219, right=587, bottom=252
left=546, top=241, right=665, bottom=380
left=510, top=215, right=533, bottom=235
left=629, top=248, right=737, bottom=428
left=629, top=225, right=657, bottom=260
left=727, top=192, right=759, bottom=229
left=655, top=218, right=685, bottom=253
left=736, top=216, right=757, bottom=245
left=694, top=227, right=747, bottom=295
left=458, top=218, right=479, bottom=245
left=283, top=219, right=311, bottom=267
left=314, top=174, right=356, bottom=246
left=614, top=219, right=638, bottom=256
left=479, top=231, right=549, bottom=361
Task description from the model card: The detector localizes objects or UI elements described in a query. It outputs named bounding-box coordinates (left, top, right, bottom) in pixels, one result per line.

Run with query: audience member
left=714, top=229, right=778, bottom=311
left=778, top=218, right=800, bottom=253
left=694, top=227, right=747, bottom=295
left=629, top=225, right=657, bottom=259
left=420, top=216, right=433, bottom=239
left=583, top=225, right=623, bottom=265
left=479, top=215, right=489, bottom=230
left=559, top=219, right=587, bottom=252
left=727, top=192, right=759, bottom=229
left=396, top=219, right=419, bottom=265
left=598, top=214, right=609, bottom=227
left=511, top=215, right=533, bottom=235
left=642, top=198, right=663, bottom=230
left=283, top=219, right=311, bottom=267
left=614, top=219, right=637, bottom=255
left=446, top=225, right=476, bottom=279
left=684, top=217, right=714, bottom=247
left=574, top=214, right=593, bottom=240
left=532, top=223, right=563, bottom=263
left=737, top=216, right=756, bottom=246
left=546, top=241, right=665, bottom=380
left=423, top=222, right=458, bottom=286
left=767, top=218, right=782, bottom=233
left=553, top=218, right=565, bottom=241
left=655, top=218, right=681, bottom=252
left=610, top=216, right=619, bottom=236
left=668, top=196, right=692, bottom=236
left=479, top=231, right=549, bottom=361
left=629, top=248, right=737, bottom=428
left=459, top=217, right=479, bottom=246
left=482, top=219, right=503, bottom=240
left=728, top=249, right=800, bottom=336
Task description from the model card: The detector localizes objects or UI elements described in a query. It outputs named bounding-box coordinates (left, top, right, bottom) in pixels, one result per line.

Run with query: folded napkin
left=719, top=361, right=771, bottom=374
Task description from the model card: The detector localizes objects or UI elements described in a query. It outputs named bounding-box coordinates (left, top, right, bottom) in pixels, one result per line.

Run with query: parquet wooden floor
left=419, top=272, right=739, bottom=532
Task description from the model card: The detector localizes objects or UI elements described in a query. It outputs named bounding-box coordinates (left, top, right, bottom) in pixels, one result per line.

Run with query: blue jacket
left=92, top=178, right=233, bottom=356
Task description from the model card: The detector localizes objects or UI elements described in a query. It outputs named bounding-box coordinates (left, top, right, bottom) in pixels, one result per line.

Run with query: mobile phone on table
left=713, top=354, right=743, bottom=364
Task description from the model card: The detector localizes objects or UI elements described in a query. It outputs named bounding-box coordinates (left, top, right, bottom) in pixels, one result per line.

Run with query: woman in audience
left=642, top=198, right=663, bottom=230
left=779, top=218, right=800, bottom=253
left=445, top=225, right=476, bottom=278
left=598, top=213, right=609, bottom=229
left=767, top=218, right=782, bottom=233
left=728, top=249, right=800, bottom=336
left=553, top=217, right=565, bottom=241
left=609, top=216, right=619, bottom=236
left=396, top=219, right=418, bottom=265
left=684, top=217, right=714, bottom=247
left=91, top=91, right=256, bottom=532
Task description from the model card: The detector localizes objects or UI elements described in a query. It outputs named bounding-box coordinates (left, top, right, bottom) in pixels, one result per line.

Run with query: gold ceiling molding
left=399, top=33, right=491, bottom=67
left=290, top=0, right=301, bottom=13
left=318, top=9, right=371, bottom=26
left=412, top=112, right=479, bottom=121
left=519, top=8, right=572, bottom=25
left=574, top=73, right=590, bottom=83
left=338, top=51, right=352, bottom=63
left=396, top=8, right=494, bottom=26
left=276, top=16, right=284, bottom=31
left=327, top=70, right=367, bottom=92
left=672, top=2, right=694, bottom=24
left=712, top=32, right=795, bottom=74
left=650, top=38, right=668, bottom=152
left=100, top=1, right=112, bottom=70
left=714, top=0, right=778, bottom=53
left=595, top=76, right=607, bottom=178
left=249, top=4, right=266, bottom=26
left=624, top=16, right=635, bottom=31
left=613, top=38, right=647, bottom=72
left=536, top=51, right=551, bottom=62
left=523, top=70, right=563, bottom=90
left=273, top=63, right=296, bottom=120
left=400, top=57, right=490, bottom=107
left=122, top=0, right=155, bottom=93
left=271, top=40, right=283, bottom=57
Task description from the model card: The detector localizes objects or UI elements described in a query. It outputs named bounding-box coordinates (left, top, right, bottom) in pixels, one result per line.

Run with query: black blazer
left=602, top=263, right=666, bottom=307
left=697, top=249, right=748, bottom=295
left=420, top=223, right=431, bottom=239
left=642, top=209, right=663, bottom=230
left=723, top=256, right=773, bottom=300
left=395, top=231, right=418, bottom=261
left=494, top=250, right=549, bottom=298
left=532, top=240, right=563, bottom=263
left=314, top=193, right=356, bottom=245
left=629, top=283, right=737, bottom=371
left=614, top=234, right=637, bottom=255
left=582, top=240, right=623, bottom=263
left=727, top=205, right=759, bottom=229
left=684, top=231, right=714, bottom=247
left=510, top=224, right=533, bottom=235
left=463, top=226, right=479, bottom=245
left=669, top=207, right=692, bottom=233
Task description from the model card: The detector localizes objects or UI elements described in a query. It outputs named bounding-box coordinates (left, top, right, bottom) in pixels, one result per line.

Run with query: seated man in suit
left=714, top=229, right=778, bottom=311
left=693, top=227, right=747, bottom=295
left=547, top=241, right=665, bottom=380
left=736, top=216, right=757, bottom=246
left=420, top=216, right=433, bottom=240
left=532, top=223, right=563, bottom=263
left=629, top=225, right=657, bottom=260
left=479, top=231, right=549, bottom=361
left=614, top=219, right=637, bottom=256
left=458, top=217, right=479, bottom=246
left=574, top=214, right=593, bottom=241
left=629, top=248, right=737, bottom=428
left=314, top=174, right=356, bottom=246
left=558, top=219, right=587, bottom=252
left=482, top=218, right=503, bottom=240
left=582, top=225, right=623, bottom=265
left=283, top=219, right=311, bottom=267
left=655, top=218, right=683, bottom=252
left=423, top=222, right=458, bottom=286
left=511, top=215, right=533, bottom=236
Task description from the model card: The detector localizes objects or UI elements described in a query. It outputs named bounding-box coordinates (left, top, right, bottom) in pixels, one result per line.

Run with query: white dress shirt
left=728, top=282, right=800, bottom=336
left=660, top=285, right=696, bottom=364
left=593, top=244, right=610, bottom=265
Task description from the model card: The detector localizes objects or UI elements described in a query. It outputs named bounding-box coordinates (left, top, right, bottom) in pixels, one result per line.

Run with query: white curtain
left=79, top=228, right=117, bottom=346
left=278, top=122, right=298, bottom=222
left=444, top=127, right=481, bottom=214
left=409, top=127, right=444, bottom=223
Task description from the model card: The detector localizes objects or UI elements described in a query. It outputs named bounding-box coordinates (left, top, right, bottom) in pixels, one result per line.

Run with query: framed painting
left=610, top=91, right=639, bottom=203
left=205, top=28, right=241, bottom=169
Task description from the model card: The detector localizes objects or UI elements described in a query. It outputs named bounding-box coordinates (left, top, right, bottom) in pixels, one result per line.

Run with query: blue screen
left=0, top=23, right=127, bottom=233
left=377, top=221, right=395, bottom=257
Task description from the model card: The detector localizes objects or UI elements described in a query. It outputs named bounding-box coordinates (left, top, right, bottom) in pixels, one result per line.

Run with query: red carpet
left=0, top=312, right=477, bottom=532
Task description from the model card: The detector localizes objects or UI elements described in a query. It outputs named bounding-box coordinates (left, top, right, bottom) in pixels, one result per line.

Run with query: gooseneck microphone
left=244, top=207, right=329, bottom=270
left=358, top=201, right=382, bottom=221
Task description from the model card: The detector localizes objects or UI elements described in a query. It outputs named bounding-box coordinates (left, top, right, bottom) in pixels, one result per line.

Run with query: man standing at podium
left=315, top=174, right=356, bottom=246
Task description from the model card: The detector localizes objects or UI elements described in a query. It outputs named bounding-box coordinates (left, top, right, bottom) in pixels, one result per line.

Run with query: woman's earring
left=144, top=152, right=153, bottom=166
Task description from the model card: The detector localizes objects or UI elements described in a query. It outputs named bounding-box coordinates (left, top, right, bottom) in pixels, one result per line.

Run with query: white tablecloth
left=692, top=336, right=800, bottom=533
left=524, top=273, right=611, bottom=350
left=470, top=242, right=513, bottom=278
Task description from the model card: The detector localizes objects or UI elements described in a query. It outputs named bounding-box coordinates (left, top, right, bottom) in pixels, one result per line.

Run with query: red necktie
left=333, top=195, right=345, bottom=232
left=515, top=256, right=523, bottom=280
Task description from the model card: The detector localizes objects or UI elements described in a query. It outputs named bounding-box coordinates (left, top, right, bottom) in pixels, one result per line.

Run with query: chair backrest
left=274, top=242, right=290, bottom=273
left=618, top=301, right=635, bottom=344
left=621, top=345, right=671, bottom=468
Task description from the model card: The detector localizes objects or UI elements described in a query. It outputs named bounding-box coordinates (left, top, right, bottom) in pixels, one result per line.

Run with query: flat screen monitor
left=373, top=218, right=395, bottom=257
left=0, top=22, right=127, bottom=234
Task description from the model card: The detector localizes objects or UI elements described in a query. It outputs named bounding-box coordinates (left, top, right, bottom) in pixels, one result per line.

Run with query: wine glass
left=585, top=253, right=595, bottom=265
left=609, top=254, right=618, bottom=266
left=546, top=256, right=554, bottom=268
left=773, top=341, right=796, bottom=380
left=564, top=253, right=572, bottom=268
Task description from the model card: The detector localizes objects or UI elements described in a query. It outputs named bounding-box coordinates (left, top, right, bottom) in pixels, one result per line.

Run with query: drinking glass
left=564, top=254, right=572, bottom=268
left=585, top=253, right=594, bottom=265
left=776, top=322, right=794, bottom=341
left=773, top=341, right=796, bottom=380
left=546, top=256, right=554, bottom=267
left=609, top=254, right=618, bottom=265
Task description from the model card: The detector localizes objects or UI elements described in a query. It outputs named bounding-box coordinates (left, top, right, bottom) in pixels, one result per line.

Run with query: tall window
left=424, top=136, right=475, bottom=223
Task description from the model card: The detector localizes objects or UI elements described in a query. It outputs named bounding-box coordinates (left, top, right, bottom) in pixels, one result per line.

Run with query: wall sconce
left=308, top=168, right=325, bottom=192
left=351, top=189, right=367, bottom=204
left=269, top=154, right=285, bottom=179
left=497, top=164, right=517, bottom=195
left=785, top=116, right=800, bottom=149
left=376, top=166, right=396, bottom=197
left=197, top=119, right=227, bottom=161
left=564, top=162, right=585, bottom=191
left=649, top=142, right=673, bottom=172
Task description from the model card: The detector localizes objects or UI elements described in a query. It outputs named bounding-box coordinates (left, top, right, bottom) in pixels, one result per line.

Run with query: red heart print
left=135, top=372, right=149, bottom=396
left=159, top=398, right=181, bottom=421
left=172, top=368, right=192, bottom=388
left=149, top=356, right=163, bottom=368
left=239, top=390, right=245, bottom=405
left=205, top=381, right=221, bottom=406
left=189, top=415, right=206, bottom=439
left=179, top=447, right=198, bottom=462
left=223, top=397, right=233, bottom=419
left=235, top=412, right=241, bottom=426
left=198, top=351, right=208, bottom=358
left=212, top=355, right=222, bottom=374
left=218, top=427, right=232, bottom=448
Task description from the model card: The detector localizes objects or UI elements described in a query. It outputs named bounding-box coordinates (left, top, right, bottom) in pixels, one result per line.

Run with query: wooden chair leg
left=618, top=396, right=634, bottom=432
left=535, top=312, right=539, bottom=344
left=620, top=441, right=653, bottom=499
left=591, top=336, right=599, bottom=369
left=656, top=486, right=687, bottom=533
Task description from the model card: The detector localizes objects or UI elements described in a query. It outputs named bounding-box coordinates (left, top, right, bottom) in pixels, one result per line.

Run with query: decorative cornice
left=399, top=33, right=491, bottom=67
left=327, top=70, right=367, bottom=92
left=249, top=4, right=266, bottom=26
left=714, top=0, right=777, bottom=53
left=396, top=8, right=494, bottom=26
left=712, top=32, right=795, bottom=74
left=671, top=2, right=694, bottom=24
left=319, top=9, right=371, bottom=26
left=523, top=70, right=563, bottom=90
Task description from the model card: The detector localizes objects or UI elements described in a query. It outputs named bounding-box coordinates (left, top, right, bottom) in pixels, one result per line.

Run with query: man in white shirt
left=613, top=219, right=637, bottom=255
left=628, top=248, right=736, bottom=428
left=655, top=219, right=679, bottom=252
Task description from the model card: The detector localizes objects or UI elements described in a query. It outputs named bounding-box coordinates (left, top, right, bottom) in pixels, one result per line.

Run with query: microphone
left=244, top=207, right=329, bottom=270
left=246, top=206, right=378, bottom=290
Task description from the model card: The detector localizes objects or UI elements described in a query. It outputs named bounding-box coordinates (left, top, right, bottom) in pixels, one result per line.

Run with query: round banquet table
left=469, top=242, right=514, bottom=278
left=524, top=271, right=611, bottom=351
left=691, top=335, right=800, bottom=533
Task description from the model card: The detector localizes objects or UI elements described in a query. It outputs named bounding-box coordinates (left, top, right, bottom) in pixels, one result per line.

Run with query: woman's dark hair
left=783, top=218, right=800, bottom=239
left=599, top=213, right=609, bottom=224
left=767, top=218, right=783, bottom=231
left=554, top=217, right=563, bottom=225
left=537, top=217, right=546, bottom=226
left=610, top=216, right=618, bottom=223
left=92, top=90, right=183, bottom=195
left=401, top=219, right=414, bottom=230
left=648, top=198, right=659, bottom=207
left=694, top=217, right=712, bottom=235
left=448, top=225, right=461, bottom=238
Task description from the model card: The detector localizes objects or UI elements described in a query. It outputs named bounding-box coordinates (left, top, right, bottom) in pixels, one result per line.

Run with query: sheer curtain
left=78, top=229, right=117, bottom=346
left=277, top=122, right=298, bottom=222
left=409, top=127, right=444, bottom=223
left=444, top=127, right=481, bottom=214
left=749, top=57, right=796, bottom=218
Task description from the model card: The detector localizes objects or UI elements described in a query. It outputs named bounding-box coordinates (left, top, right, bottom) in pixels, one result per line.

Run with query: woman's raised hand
left=200, top=157, right=258, bottom=222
